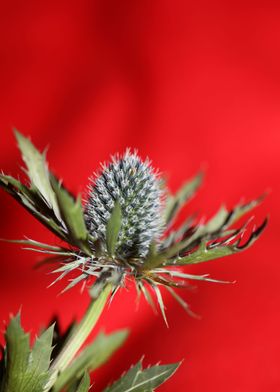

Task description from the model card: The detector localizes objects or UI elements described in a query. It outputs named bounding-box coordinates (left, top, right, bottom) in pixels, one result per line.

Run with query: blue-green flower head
left=85, top=150, right=165, bottom=259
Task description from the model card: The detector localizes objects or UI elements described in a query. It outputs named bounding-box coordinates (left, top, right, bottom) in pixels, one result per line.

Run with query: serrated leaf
left=223, top=195, right=266, bottom=228
left=203, top=205, right=229, bottom=233
left=163, top=206, right=230, bottom=259
left=0, top=174, right=35, bottom=200
left=3, top=313, right=31, bottom=392
left=2, top=313, right=54, bottom=392
left=31, top=325, right=54, bottom=374
left=75, top=372, right=90, bottom=392
left=14, top=130, right=61, bottom=222
left=23, top=327, right=54, bottom=392
left=162, top=199, right=263, bottom=261
left=161, top=215, right=196, bottom=252
left=175, top=241, right=236, bottom=265
left=164, top=171, right=203, bottom=225
left=106, top=201, right=122, bottom=257
left=0, top=174, right=68, bottom=242
left=104, top=360, right=180, bottom=392
left=50, top=318, right=76, bottom=363
left=104, top=362, right=142, bottom=392
left=168, top=218, right=267, bottom=266
left=53, top=329, right=128, bottom=392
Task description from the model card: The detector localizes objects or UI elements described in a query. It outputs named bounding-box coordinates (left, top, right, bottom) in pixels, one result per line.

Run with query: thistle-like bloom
left=0, top=132, right=267, bottom=324
left=85, top=150, right=164, bottom=259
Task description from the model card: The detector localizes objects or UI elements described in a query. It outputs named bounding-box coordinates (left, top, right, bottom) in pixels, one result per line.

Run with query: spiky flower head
left=0, top=131, right=268, bottom=324
left=84, top=150, right=164, bottom=259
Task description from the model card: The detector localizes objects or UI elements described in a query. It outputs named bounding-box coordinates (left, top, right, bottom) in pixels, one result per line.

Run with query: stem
left=44, top=285, right=111, bottom=391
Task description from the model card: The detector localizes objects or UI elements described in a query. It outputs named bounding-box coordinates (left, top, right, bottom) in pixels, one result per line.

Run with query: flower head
left=85, top=150, right=164, bottom=259
left=0, top=131, right=268, bottom=324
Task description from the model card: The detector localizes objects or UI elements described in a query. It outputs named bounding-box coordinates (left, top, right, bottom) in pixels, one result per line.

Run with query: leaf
left=106, top=200, right=122, bottom=257
left=51, top=179, right=91, bottom=255
left=203, top=205, right=229, bottom=233
left=30, top=325, right=54, bottom=374
left=104, top=360, right=180, bottom=392
left=53, top=329, right=128, bottom=392
left=25, top=326, right=54, bottom=392
left=104, top=362, right=141, bottom=392
left=162, top=196, right=266, bottom=260
left=164, top=171, right=203, bottom=225
left=176, top=241, right=236, bottom=264
left=160, top=215, right=196, bottom=252
left=163, top=207, right=230, bottom=259
left=2, top=313, right=31, bottom=392
left=2, top=313, right=54, bottom=392
left=75, top=372, right=90, bottom=392
left=14, top=130, right=61, bottom=222
left=168, top=218, right=268, bottom=266
left=0, top=174, right=68, bottom=242
left=0, top=174, right=35, bottom=200
left=223, top=194, right=267, bottom=229
left=49, top=317, right=76, bottom=363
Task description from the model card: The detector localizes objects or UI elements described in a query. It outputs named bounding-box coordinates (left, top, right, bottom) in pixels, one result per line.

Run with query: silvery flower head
left=0, top=131, right=268, bottom=324
left=84, top=150, right=164, bottom=260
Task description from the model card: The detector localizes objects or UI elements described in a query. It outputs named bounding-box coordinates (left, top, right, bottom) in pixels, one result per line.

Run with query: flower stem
left=45, top=285, right=111, bottom=391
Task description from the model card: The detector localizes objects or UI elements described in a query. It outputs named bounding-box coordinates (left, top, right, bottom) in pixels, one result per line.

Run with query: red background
left=0, top=1, right=279, bottom=391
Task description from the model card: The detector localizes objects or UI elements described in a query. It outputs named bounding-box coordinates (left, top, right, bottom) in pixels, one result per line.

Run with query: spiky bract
left=85, top=150, right=164, bottom=259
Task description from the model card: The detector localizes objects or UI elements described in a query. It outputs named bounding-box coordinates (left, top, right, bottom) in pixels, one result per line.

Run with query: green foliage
left=0, top=174, right=67, bottom=242
left=0, top=313, right=54, bottom=392
left=104, top=360, right=180, bottom=392
left=75, top=373, right=90, bottom=392
left=50, top=179, right=91, bottom=256
left=144, top=197, right=267, bottom=270
left=53, top=330, right=128, bottom=391
left=164, top=171, right=203, bottom=226
left=14, top=130, right=61, bottom=222
left=0, top=315, right=178, bottom=392
left=0, top=131, right=92, bottom=254
left=0, top=313, right=131, bottom=392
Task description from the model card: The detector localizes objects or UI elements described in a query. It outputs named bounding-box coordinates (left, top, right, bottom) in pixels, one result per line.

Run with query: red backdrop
left=0, top=1, right=279, bottom=391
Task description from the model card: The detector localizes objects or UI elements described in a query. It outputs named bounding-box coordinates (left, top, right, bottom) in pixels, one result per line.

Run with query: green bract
left=0, top=131, right=267, bottom=324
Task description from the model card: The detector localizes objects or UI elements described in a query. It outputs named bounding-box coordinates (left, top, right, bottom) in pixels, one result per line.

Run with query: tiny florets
left=84, top=150, right=164, bottom=259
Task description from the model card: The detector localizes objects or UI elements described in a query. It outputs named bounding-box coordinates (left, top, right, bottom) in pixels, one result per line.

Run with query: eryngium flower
left=84, top=150, right=164, bottom=259
left=0, top=131, right=268, bottom=324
